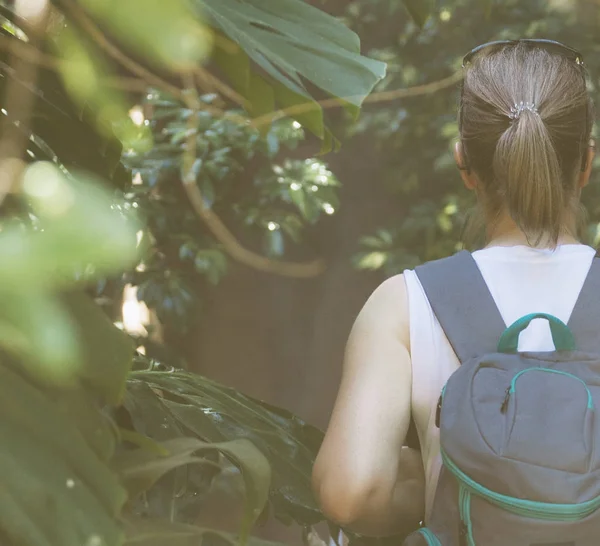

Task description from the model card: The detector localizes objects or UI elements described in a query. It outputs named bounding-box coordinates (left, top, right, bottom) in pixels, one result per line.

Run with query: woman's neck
left=484, top=213, right=580, bottom=249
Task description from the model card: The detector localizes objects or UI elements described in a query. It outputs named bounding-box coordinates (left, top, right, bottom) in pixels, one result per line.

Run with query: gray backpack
left=402, top=250, right=600, bottom=546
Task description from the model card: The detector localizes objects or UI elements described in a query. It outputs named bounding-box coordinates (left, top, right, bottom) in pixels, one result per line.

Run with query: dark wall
left=188, top=133, right=402, bottom=430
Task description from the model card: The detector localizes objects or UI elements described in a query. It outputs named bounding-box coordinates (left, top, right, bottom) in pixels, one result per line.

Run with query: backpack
left=402, top=250, right=600, bottom=546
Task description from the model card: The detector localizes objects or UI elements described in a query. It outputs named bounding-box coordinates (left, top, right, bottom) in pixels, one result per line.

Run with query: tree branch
left=250, top=71, right=463, bottom=129
left=60, top=0, right=245, bottom=122
left=181, top=76, right=326, bottom=279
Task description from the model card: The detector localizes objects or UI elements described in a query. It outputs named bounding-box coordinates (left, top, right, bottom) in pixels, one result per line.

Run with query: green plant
left=0, top=0, right=387, bottom=545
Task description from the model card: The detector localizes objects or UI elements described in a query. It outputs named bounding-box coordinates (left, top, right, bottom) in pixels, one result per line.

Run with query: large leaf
left=124, top=371, right=324, bottom=526
left=114, top=437, right=270, bottom=543
left=0, top=163, right=138, bottom=390
left=0, top=361, right=126, bottom=546
left=123, top=517, right=288, bottom=546
left=198, top=0, right=386, bottom=137
left=60, top=291, right=135, bottom=405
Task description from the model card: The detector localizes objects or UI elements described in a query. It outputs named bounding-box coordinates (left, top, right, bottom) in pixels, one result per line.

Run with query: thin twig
left=0, top=1, right=50, bottom=205
left=0, top=32, right=56, bottom=68
left=60, top=0, right=244, bottom=123
left=0, top=34, right=159, bottom=95
left=180, top=75, right=325, bottom=279
left=61, top=0, right=184, bottom=100
left=364, top=70, right=463, bottom=103
left=250, top=71, right=463, bottom=129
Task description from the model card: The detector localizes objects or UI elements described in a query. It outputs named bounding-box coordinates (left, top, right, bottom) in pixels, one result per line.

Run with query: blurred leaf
left=13, top=162, right=141, bottom=289
left=194, top=249, right=228, bottom=285
left=77, top=0, right=213, bottom=71
left=0, top=292, right=82, bottom=387
left=355, top=251, right=388, bottom=270
left=0, top=362, right=126, bottom=546
left=125, top=371, right=324, bottom=525
left=60, top=291, right=134, bottom=405
left=289, top=186, right=308, bottom=218
left=115, top=437, right=271, bottom=544
left=54, top=25, right=151, bottom=153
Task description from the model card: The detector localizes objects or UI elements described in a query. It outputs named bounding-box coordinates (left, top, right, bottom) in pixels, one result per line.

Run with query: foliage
left=0, top=0, right=386, bottom=545
left=199, top=0, right=386, bottom=149
left=123, top=92, right=340, bottom=333
left=0, top=164, right=137, bottom=545
left=123, top=369, right=325, bottom=527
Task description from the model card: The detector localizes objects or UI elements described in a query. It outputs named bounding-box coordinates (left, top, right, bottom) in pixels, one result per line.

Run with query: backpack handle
left=497, top=313, right=576, bottom=353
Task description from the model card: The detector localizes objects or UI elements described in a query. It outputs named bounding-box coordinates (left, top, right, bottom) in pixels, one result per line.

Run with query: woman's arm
left=312, top=275, right=424, bottom=537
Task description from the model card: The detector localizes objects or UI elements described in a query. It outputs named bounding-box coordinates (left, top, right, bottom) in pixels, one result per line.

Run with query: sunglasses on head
left=462, top=39, right=584, bottom=68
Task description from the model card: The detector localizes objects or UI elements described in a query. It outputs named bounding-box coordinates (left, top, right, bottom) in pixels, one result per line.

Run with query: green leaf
left=60, top=291, right=134, bottom=405
left=77, top=0, right=213, bottom=71
left=54, top=25, right=152, bottom=154
left=0, top=292, right=82, bottom=387
left=272, top=81, right=324, bottom=139
left=113, top=437, right=220, bottom=498
left=289, top=186, right=309, bottom=218
left=355, top=251, right=388, bottom=270
left=123, top=517, right=288, bottom=546
left=0, top=291, right=133, bottom=394
left=125, top=371, right=324, bottom=525
left=247, top=74, right=276, bottom=135
left=2, top=162, right=142, bottom=292
left=211, top=34, right=251, bottom=94
left=402, top=0, right=434, bottom=28
left=199, top=0, right=386, bottom=137
left=115, top=437, right=271, bottom=544
left=0, top=362, right=126, bottom=546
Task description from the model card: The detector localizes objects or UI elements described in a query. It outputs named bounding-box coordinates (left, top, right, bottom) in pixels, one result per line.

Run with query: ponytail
left=493, top=107, right=564, bottom=246
left=460, top=43, right=592, bottom=248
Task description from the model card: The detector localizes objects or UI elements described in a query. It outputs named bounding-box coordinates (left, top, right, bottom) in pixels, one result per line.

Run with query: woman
left=312, top=39, right=597, bottom=541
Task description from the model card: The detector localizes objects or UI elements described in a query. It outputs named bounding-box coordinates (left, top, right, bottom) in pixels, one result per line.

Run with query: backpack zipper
left=500, top=368, right=594, bottom=413
left=459, top=485, right=476, bottom=546
left=441, top=448, right=600, bottom=520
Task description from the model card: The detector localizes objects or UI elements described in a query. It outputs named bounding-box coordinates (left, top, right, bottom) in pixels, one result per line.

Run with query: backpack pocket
left=442, top=449, right=600, bottom=546
left=501, top=367, right=594, bottom=472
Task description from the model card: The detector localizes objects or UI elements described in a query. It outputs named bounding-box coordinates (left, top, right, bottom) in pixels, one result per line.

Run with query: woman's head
left=456, top=40, right=595, bottom=246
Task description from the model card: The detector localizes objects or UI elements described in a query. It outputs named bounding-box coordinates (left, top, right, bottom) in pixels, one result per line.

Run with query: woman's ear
left=454, top=141, right=478, bottom=190
left=579, top=139, right=596, bottom=189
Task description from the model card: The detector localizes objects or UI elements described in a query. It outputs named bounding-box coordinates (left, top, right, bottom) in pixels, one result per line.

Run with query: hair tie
left=509, top=101, right=539, bottom=120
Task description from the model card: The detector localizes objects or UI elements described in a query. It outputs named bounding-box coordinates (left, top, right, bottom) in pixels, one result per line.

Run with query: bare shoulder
left=350, top=274, right=410, bottom=348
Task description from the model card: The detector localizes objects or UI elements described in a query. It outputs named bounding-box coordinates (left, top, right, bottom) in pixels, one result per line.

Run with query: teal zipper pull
left=500, top=386, right=510, bottom=413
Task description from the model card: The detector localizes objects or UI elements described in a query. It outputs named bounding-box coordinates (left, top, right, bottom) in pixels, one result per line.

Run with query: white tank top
left=403, top=244, right=596, bottom=522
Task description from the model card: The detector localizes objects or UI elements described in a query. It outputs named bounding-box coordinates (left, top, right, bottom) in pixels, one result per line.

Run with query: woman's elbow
left=312, top=471, right=381, bottom=526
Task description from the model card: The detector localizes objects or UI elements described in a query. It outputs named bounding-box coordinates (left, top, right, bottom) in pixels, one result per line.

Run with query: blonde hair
left=459, top=42, right=594, bottom=246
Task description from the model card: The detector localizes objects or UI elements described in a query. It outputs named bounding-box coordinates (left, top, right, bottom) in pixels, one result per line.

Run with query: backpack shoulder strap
left=567, top=258, right=600, bottom=353
left=414, top=250, right=506, bottom=362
